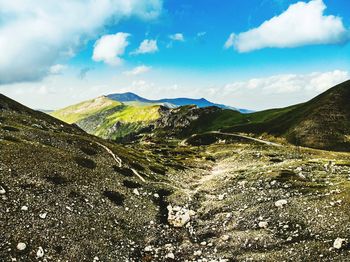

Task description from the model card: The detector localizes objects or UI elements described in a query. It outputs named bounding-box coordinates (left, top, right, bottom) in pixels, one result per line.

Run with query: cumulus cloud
left=0, top=0, right=162, bottom=84
left=226, top=0, right=349, bottom=52
left=92, top=33, right=130, bottom=66
left=124, top=65, right=151, bottom=76
left=131, top=39, right=158, bottom=55
left=169, top=33, right=185, bottom=42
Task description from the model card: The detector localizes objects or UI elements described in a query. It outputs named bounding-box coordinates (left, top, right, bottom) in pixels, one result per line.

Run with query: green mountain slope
left=51, top=96, right=161, bottom=140
left=224, top=80, right=350, bottom=151
left=130, top=80, right=350, bottom=151
left=51, top=96, right=121, bottom=124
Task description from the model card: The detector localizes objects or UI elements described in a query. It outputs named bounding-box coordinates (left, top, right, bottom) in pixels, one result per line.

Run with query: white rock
left=0, top=186, right=6, bottom=195
left=16, top=242, right=26, bottom=251
left=165, top=252, right=175, bottom=259
left=21, top=206, right=28, bottom=211
left=221, top=235, right=230, bottom=241
left=153, top=193, right=160, bottom=198
left=133, top=189, right=140, bottom=196
left=144, top=246, right=153, bottom=252
left=36, top=246, right=44, bottom=258
left=258, top=221, right=268, bottom=228
left=194, top=250, right=202, bottom=256
left=333, top=238, right=346, bottom=249
left=218, top=194, right=225, bottom=201
left=39, top=212, right=47, bottom=219
left=275, top=199, right=288, bottom=208
left=167, top=205, right=194, bottom=228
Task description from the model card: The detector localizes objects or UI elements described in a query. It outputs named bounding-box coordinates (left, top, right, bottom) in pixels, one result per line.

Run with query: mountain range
left=107, top=92, right=245, bottom=111
left=50, top=80, right=350, bottom=151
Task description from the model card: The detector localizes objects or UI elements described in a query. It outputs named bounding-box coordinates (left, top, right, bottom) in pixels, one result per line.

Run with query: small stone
left=200, top=241, right=207, bottom=246
left=133, top=189, right=140, bottom=196
left=333, top=238, right=346, bottom=249
left=165, top=252, right=175, bottom=259
left=39, top=212, right=47, bottom=219
left=144, top=246, right=152, bottom=252
left=258, top=221, right=268, bottom=228
left=194, top=250, right=202, bottom=256
left=218, top=194, right=225, bottom=201
left=153, top=193, right=159, bottom=198
left=0, top=186, right=6, bottom=195
left=221, top=235, right=230, bottom=241
left=93, top=256, right=99, bottom=262
left=275, top=199, right=288, bottom=208
left=36, top=247, right=44, bottom=258
left=21, top=206, right=28, bottom=211
left=16, top=243, right=26, bottom=251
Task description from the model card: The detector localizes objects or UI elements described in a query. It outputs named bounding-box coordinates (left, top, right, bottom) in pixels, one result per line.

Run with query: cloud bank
left=0, top=0, right=162, bottom=84
left=226, top=0, right=349, bottom=52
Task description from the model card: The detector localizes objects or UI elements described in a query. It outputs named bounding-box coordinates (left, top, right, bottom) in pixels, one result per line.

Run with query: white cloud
left=49, top=64, right=67, bottom=75
left=0, top=0, right=162, bottom=84
left=224, top=33, right=235, bottom=49
left=169, top=33, right=185, bottom=42
left=227, top=0, right=349, bottom=52
left=132, top=39, right=158, bottom=55
left=124, top=65, right=151, bottom=76
left=224, top=70, right=349, bottom=94
left=92, top=33, right=130, bottom=66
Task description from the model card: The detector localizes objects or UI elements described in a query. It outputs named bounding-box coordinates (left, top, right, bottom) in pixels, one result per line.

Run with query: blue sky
left=1, top=0, right=350, bottom=110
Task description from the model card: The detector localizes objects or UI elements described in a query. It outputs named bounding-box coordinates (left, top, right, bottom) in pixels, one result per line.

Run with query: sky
left=0, top=0, right=350, bottom=110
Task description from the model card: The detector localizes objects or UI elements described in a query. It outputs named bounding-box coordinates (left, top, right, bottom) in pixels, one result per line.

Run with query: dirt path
left=180, top=131, right=282, bottom=147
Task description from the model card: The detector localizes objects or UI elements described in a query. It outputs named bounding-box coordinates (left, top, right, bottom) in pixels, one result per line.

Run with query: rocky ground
left=2, top=94, right=350, bottom=261
left=126, top=138, right=350, bottom=261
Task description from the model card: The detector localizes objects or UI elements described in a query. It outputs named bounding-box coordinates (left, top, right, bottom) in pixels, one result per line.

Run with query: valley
left=2, top=80, right=350, bottom=261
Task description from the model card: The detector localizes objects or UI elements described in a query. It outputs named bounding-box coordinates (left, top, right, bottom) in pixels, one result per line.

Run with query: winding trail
left=180, top=131, right=282, bottom=147
left=96, top=141, right=147, bottom=183
left=96, top=142, right=123, bottom=167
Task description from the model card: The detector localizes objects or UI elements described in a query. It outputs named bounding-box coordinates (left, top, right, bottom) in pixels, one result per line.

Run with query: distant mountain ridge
left=106, top=92, right=250, bottom=112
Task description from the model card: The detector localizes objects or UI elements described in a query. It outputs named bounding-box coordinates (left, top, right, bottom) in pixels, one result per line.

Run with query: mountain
left=107, top=92, right=241, bottom=111
left=51, top=96, right=161, bottom=140
left=116, top=80, right=350, bottom=151
left=223, top=80, right=350, bottom=151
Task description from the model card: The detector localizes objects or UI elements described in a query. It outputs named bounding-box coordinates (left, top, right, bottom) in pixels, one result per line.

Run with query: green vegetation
left=51, top=96, right=161, bottom=140
left=51, top=96, right=121, bottom=124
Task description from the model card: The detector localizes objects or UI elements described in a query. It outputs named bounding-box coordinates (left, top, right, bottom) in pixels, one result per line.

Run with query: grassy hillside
left=88, top=104, right=160, bottom=139
left=51, top=96, right=121, bottom=124
left=51, top=97, right=161, bottom=140
left=224, top=80, right=350, bottom=151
